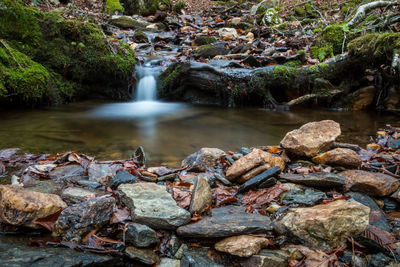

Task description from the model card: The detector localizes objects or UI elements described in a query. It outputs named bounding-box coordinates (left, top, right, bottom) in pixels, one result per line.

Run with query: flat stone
left=217, top=27, right=238, bottom=40
left=0, top=185, right=67, bottom=228
left=54, top=196, right=115, bottom=238
left=237, top=164, right=270, bottom=184
left=109, top=15, right=150, bottom=29
left=280, top=120, right=341, bottom=158
left=312, top=148, right=362, bottom=168
left=240, top=249, right=289, bottom=267
left=24, top=180, right=62, bottom=194
left=118, top=183, right=191, bottom=229
left=280, top=183, right=326, bottom=206
left=279, top=200, right=370, bottom=249
left=110, top=170, right=137, bottom=189
left=88, top=163, right=122, bottom=183
left=182, top=148, right=224, bottom=172
left=215, top=235, right=269, bottom=257
left=181, top=247, right=224, bottom=267
left=0, top=148, right=20, bottom=161
left=124, top=223, right=159, bottom=248
left=226, top=149, right=285, bottom=181
left=61, top=187, right=99, bottom=205
left=177, top=205, right=273, bottom=238
left=125, top=246, right=159, bottom=265
left=49, top=164, right=85, bottom=183
left=238, top=166, right=281, bottom=193
left=342, top=170, right=400, bottom=197
left=190, top=175, right=212, bottom=214
left=158, top=258, right=181, bottom=267
left=278, top=172, right=346, bottom=188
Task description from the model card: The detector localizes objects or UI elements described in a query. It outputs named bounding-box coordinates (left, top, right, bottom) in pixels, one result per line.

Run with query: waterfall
left=135, top=62, right=160, bottom=102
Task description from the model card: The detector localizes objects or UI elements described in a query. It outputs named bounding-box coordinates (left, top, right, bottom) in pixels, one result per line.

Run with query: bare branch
left=347, top=0, right=398, bottom=28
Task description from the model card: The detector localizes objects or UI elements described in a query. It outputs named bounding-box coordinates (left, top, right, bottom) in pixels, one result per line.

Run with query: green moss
left=158, top=63, right=184, bottom=96
left=193, top=36, right=217, bottom=46
left=294, top=6, right=306, bottom=17
left=284, top=60, right=301, bottom=67
left=105, top=0, right=123, bottom=14
left=174, top=0, right=186, bottom=14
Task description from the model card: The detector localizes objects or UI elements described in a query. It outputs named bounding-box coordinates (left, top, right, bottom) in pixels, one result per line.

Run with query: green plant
left=174, top=0, right=186, bottom=14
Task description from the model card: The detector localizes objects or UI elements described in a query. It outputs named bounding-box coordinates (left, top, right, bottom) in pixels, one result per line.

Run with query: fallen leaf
left=212, top=183, right=238, bottom=207
left=241, top=184, right=289, bottom=206
left=172, top=188, right=192, bottom=209
left=362, top=225, right=398, bottom=251
left=110, top=206, right=131, bottom=224
left=288, top=245, right=339, bottom=267
left=34, top=208, right=64, bottom=231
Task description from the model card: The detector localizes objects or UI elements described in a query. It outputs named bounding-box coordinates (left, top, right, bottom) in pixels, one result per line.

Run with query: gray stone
left=281, top=183, right=326, bottom=206
left=61, top=187, right=99, bottom=205
left=110, top=170, right=137, bottom=189
left=24, top=180, right=62, bottom=194
left=181, top=247, right=224, bottom=267
left=238, top=166, right=281, bottom=193
left=190, top=175, right=212, bottom=214
left=158, top=257, right=181, bottom=267
left=109, top=15, right=150, bottom=30
left=49, top=164, right=85, bottom=183
left=77, top=180, right=105, bottom=190
left=240, top=249, right=289, bottom=267
left=88, top=163, right=122, bottom=183
left=182, top=148, right=224, bottom=172
left=118, top=183, right=191, bottom=229
left=124, top=223, right=159, bottom=248
left=125, top=246, right=159, bottom=265
left=278, top=172, right=346, bottom=188
left=177, top=206, right=273, bottom=238
left=54, top=196, right=115, bottom=238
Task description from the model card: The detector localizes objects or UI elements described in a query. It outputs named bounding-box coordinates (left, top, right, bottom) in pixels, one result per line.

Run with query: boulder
left=278, top=172, right=346, bottom=188
left=312, top=148, right=362, bottom=168
left=177, top=205, right=273, bottom=238
left=109, top=15, right=150, bottom=30
left=53, top=196, right=115, bottom=238
left=118, top=183, right=191, bottom=229
left=125, top=246, right=159, bottom=265
left=280, top=120, right=341, bottom=158
left=217, top=28, right=238, bottom=41
left=0, top=185, right=67, bottom=228
left=342, top=170, right=400, bottom=197
left=182, top=148, right=224, bottom=172
left=214, top=235, right=269, bottom=257
left=124, top=223, right=159, bottom=248
left=226, top=149, right=285, bottom=181
left=190, top=175, right=212, bottom=214
left=279, top=200, right=370, bottom=248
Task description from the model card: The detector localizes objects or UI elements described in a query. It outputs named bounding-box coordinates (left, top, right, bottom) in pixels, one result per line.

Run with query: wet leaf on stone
left=362, top=226, right=398, bottom=251
left=110, top=206, right=131, bottom=224
left=34, top=208, right=64, bottom=231
left=241, top=184, right=289, bottom=206
left=212, top=183, right=238, bottom=207
left=172, top=188, right=192, bottom=209
left=288, top=245, right=339, bottom=267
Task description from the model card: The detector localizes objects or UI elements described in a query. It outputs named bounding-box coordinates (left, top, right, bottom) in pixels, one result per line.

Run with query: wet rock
left=132, top=31, right=149, bottom=43
left=388, top=138, right=400, bottom=149
left=240, top=249, right=289, bottom=267
left=238, top=166, right=281, bottom=193
left=125, top=246, right=159, bottom=265
left=53, top=196, right=115, bottom=238
left=280, top=183, right=326, bottom=206
left=181, top=247, right=224, bottom=267
left=194, top=44, right=229, bottom=59
left=133, top=146, right=146, bottom=166
left=49, top=164, right=85, bottom=183
left=226, top=149, right=285, bottom=181
left=0, top=148, right=20, bottom=161
left=61, top=187, right=98, bottom=205
left=279, top=200, right=370, bottom=248
left=158, top=257, right=181, bottom=267
left=77, top=180, right=105, bottom=190
left=110, top=170, right=137, bottom=189
left=217, top=28, right=238, bottom=40
left=342, top=170, right=400, bottom=196
left=118, top=183, right=191, bottom=229
left=88, top=163, right=122, bottom=183
left=109, top=15, right=150, bottom=29
left=278, top=172, right=346, bottom=188
left=190, top=175, right=212, bottom=214
left=243, top=55, right=261, bottom=67
left=312, top=148, right=362, bottom=168
left=24, top=180, right=62, bottom=194
left=177, top=205, right=273, bottom=238
left=238, top=164, right=271, bottom=183
left=182, top=148, right=224, bottom=172
left=215, top=235, right=269, bottom=257
left=124, top=223, right=159, bottom=248
left=280, top=120, right=341, bottom=158
left=193, top=36, right=217, bottom=46
left=0, top=185, right=67, bottom=228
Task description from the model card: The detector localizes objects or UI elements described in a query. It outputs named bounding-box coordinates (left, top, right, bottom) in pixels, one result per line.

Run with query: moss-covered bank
left=0, top=0, right=135, bottom=106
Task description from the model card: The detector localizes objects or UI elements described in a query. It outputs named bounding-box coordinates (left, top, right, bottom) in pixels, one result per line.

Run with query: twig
left=347, top=1, right=398, bottom=28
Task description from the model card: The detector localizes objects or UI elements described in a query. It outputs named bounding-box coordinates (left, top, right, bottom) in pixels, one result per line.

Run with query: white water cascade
left=135, top=62, right=159, bottom=101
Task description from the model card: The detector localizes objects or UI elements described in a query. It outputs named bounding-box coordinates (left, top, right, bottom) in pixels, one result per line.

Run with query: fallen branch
left=347, top=1, right=398, bottom=28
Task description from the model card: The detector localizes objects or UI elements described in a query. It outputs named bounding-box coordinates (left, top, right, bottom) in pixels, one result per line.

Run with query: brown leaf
left=362, top=225, right=398, bottom=251
left=212, top=183, right=238, bottom=207
left=288, top=245, right=339, bottom=267
left=34, top=208, right=64, bottom=231
left=110, top=206, right=131, bottom=224
left=241, top=184, right=289, bottom=206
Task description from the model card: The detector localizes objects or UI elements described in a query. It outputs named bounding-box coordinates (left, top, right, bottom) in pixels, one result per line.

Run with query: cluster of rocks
left=0, top=120, right=400, bottom=266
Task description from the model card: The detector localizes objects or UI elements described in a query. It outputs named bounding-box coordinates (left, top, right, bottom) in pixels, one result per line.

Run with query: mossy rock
left=193, top=36, right=217, bottom=46
left=109, top=15, right=150, bottom=29
left=194, top=44, right=229, bottom=58
left=133, top=31, right=149, bottom=43
left=123, top=0, right=160, bottom=15
left=105, top=0, right=123, bottom=14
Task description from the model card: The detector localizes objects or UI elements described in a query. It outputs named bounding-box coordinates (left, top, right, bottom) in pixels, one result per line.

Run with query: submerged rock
left=124, top=223, right=159, bottom=248
left=0, top=185, right=67, bottom=228
left=177, top=205, right=273, bottom=238
left=278, top=172, right=346, bottom=188
left=182, top=148, right=224, bottom=172
left=214, top=235, right=269, bottom=257
left=342, top=170, right=400, bottom=196
left=53, top=196, right=115, bottom=238
left=190, top=175, right=212, bottom=214
left=118, top=183, right=191, bottom=229
left=280, top=120, right=341, bottom=158
left=279, top=200, right=370, bottom=248
left=312, top=148, right=362, bottom=168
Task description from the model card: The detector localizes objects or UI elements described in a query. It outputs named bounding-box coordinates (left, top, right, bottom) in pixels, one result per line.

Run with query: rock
left=280, top=120, right=341, bottom=158
left=118, top=183, right=191, bottom=229
left=77, top=180, right=105, bottom=190
left=215, top=235, right=269, bottom=257
left=217, top=28, right=238, bottom=41
left=109, top=15, right=150, bottom=29
left=158, top=257, right=181, bottom=267
left=49, top=164, right=85, bottom=183
left=342, top=170, right=400, bottom=196
left=133, top=146, right=146, bottom=166
left=238, top=164, right=270, bottom=183
left=226, top=149, right=285, bottom=181
left=238, top=166, right=281, bottom=193
left=88, top=163, right=122, bottom=183
left=124, top=223, right=159, bottom=248
left=53, top=196, right=115, bottom=238
left=125, top=246, right=159, bottom=265
left=388, top=138, right=400, bottom=149
left=24, top=180, right=62, bottom=194
left=278, top=172, right=346, bottom=188
left=245, top=32, right=255, bottom=42
left=190, top=175, right=212, bottom=214
left=312, top=148, right=362, bottom=168
left=240, top=249, right=289, bottom=267
left=181, top=247, right=224, bottom=267
left=280, top=183, right=327, bottom=206
left=177, top=205, right=273, bottom=238
left=250, top=0, right=274, bottom=15
left=194, top=44, right=229, bottom=59
left=279, top=200, right=370, bottom=248
left=262, top=8, right=283, bottom=25
left=61, top=187, right=99, bottom=205
left=132, top=31, right=149, bottom=43
left=193, top=36, right=217, bottom=46
left=110, top=170, right=137, bottom=189
left=0, top=185, right=67, bottom=228
left=228, top=17, right=241, bottom=25
left=243, top=55, right=261, bottom=67
left=182, top=148, right=224, bottom=172
left=0, top=148, right=20, bottom=161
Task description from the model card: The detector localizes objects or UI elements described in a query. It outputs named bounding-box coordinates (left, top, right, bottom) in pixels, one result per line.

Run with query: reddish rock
left=215, top=235, right=269, bottom=257
left=312, top=148, right=362, bottom=168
